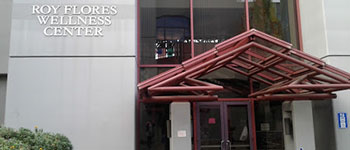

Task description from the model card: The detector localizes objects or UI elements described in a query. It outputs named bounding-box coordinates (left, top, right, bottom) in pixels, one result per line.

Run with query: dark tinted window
left=193, top=0, right=246, bottom=55
left=250, top=0, right=299, bottom=48
left=140, top=0, right=191, bottom=64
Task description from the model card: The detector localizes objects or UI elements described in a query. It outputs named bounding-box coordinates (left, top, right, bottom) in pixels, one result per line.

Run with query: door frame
left=196, top=101, right=253, bottom=150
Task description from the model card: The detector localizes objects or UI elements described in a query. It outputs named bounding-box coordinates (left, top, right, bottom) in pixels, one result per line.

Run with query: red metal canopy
left=138, top=29, right=350, bottom=101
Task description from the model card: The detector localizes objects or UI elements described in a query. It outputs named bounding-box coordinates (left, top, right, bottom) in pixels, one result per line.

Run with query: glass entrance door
left=197, top=102, right=253, bottom=150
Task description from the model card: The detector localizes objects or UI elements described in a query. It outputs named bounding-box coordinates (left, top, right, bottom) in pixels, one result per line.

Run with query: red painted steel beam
left=225, top=65, right=249, bottom=76
left=292, top=68, right=315, bottom=77
left=179, top=83, right=204, bottom=95
left=250, top=75, right=274, bottom=85
left=258, top=48, right=288, bottom=64
left=144, top=95, right=219, bottom=102
left=313, top=76, right=341, bottom=84
left=249, top=60, right=290, bottom=81
left=256, top=72, right=276, bottom=81
left=267, top=68, right=292, bottom=80
left=250, top=84, right=350, bottom=97
left=245, top=0, right=250, bottom=31
left=238, top=56, right=266, bottom=69
left=251, top=29, right=293, bottom=49
left=149, top=85, right=224, bottom=93
left=225, top=65, right=273, bottom=85
left=250, top=56, right=284, bottom=74
left=286, top=84, right=350, bottom=90
left=274, top=64, right=295, bottom=74
left=196, top=63, right=230, bottom=78
left=138, top=66, right=184, bottom=90
left=244, top=50, right=266, bottom=61
left=252, top=42, right=350, bottom=83
left=148, top=43, right=253, bottom=89
left=256, top=93, right=336, bottom=101
left=218, top=38, right=249, bottom=56
left=216, top=30, right=254, bottom=50
left=254, top=72, right=318, bottom=94
left=250, top=75, right=312, bottom=97
left=209, top=51, right=245, bottom=70
left=290, top=49, right=324, bottom=66
left=231, top=60, right=252, bottom=70
left=139, top=64, right=179, bottom=68
left=182, top=49, right=217, bottom=70
left=325, top=65, right=350, bottom=79
left=185, top=60, right=223, bottom=78
left=324, top=88, right=350, bottom=93
left=184, top=78, right=216, bottom=86
left=218, top=98, right=253, bottom=101
left=188, top=64, right=224, bottom=79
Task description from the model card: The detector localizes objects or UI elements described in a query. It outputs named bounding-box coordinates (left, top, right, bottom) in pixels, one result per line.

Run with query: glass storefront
left=138, top=0, right=301, bottom=150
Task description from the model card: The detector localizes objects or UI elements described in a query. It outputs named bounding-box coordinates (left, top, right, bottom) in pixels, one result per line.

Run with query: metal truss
left=138, top=29, right=350, bottom=101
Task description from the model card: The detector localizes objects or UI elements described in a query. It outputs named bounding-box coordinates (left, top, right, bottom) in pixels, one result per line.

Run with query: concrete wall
left=292, top=101, right=316, bottom=150
left=312, top=100, right=336, bottom=150
left=0, top=76, right=7, bottom=125
left=299, top=0, right=350, bottom=57
left=5, top=58, right=136, bottom=150
left=323, top=0, right=350, bottom=56
left=298, top=0, right=328, bottom=58
left=5, top=0, right=136, bottom=150
left=322, top=1, right=350, bottom=148
left=324, top=56, right=350, bottom=150
left=299, top=1, right=350, bottom=149
left=10, top=0, right=135, bottom=56
left=0, top=0, right=12, bottom=74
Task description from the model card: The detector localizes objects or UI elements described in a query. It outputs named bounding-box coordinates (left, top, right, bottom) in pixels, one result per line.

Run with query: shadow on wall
left=0, top=75, right=7, bottom=126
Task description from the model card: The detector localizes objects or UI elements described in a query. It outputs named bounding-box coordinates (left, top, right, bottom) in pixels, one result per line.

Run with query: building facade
left=1, top=0, right=350, bottom=150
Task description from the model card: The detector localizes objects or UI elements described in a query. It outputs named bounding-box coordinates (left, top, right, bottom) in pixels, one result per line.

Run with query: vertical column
left=282, top=101, right=295, bottom=150
left=292, top=101, right=316, bottom=150
left=0, top=0, right=11, bottom=74
left=0, top=76, right=7, bottom=125
left=170, top=102, right=192, bottom=150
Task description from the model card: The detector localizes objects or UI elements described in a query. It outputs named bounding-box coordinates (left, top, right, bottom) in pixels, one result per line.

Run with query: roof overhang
left=138, top=29, right=350, bottom=102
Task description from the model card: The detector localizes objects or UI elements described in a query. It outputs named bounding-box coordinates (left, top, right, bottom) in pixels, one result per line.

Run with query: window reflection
left=140, top=67, right=172, bottom=82
left=139, top=103, right=170, bottom=150
left=140, top=0, right=191, bottom=64
left=193, top=0, right=246, bottom=55
left=255, top=101, right=285, bottom=150
left=155, top=16, right=191, bottom=61
left=250, top=0, right=299, bottom=48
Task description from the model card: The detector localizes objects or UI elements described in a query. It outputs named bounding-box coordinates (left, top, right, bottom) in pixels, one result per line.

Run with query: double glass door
left=196, top=102, right=252, bottom=150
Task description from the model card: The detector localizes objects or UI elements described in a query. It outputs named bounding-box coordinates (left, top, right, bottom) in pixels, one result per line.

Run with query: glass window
left=249, top=0, right=299, bottom=48
left=140, top=67, right=173, bottom=82
left=139, top=103, right=170, bottom=150
left=140, top=0, right=191, bottom=64
left=193, top=0, right=246, bottom=55
left=199, top=68, right=250, bottom=98
left=255, top=101, right=285, bottom=150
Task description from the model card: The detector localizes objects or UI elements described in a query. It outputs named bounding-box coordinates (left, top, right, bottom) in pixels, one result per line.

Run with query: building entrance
left=196, top=102, right=253, bottom=150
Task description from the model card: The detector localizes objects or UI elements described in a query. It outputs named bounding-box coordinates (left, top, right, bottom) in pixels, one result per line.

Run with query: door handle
left=226, top=140, right=231, bottom=150
left=220, top=140, right=225, bottom=150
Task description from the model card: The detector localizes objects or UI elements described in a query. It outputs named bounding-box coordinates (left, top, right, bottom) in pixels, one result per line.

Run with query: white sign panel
left=31, top=5, right=118, bottom=37
left=177, top=130, right=187, bottom=138
left=10, top=0, right=135, bottom=56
